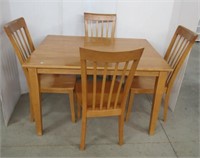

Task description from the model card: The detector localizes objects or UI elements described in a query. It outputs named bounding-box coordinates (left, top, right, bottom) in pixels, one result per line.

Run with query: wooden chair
left=125, top=25, right=198, bottom=122
left=4, top=17, right=76, bottom=123
left=76, top=48, right=143, bottom=150
left=84, top=12, right=116, bottom=38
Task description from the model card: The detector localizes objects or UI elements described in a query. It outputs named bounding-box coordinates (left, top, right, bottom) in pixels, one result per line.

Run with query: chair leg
left=125, top=92, right=135, bottom=122
left=29, top=93, right=35, bottom=122
left=163, top=91, right=170, bottom=122
left=77, top=100, right=81, bottom=120
left=118, top=115, right=124, bottom=145
left=80, top=115, right=87, bottom=150
left=69, top=91, right=76, bottom=123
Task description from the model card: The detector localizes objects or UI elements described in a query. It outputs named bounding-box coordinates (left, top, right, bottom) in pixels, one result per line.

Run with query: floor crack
left=160, top=121, right=179, bottom=158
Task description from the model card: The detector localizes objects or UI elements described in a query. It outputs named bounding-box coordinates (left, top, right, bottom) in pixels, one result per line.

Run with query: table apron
left=37, top=68, right=81, bottom=75
left=36, top=68, right=167, bottom=76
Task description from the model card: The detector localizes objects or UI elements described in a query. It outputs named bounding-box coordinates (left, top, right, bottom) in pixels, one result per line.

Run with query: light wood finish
left=76, top=48, right=143, bottom=150
left=28, top=68, right=42, bottom=135
left=84, top=12, right=116, bottom=38
left=4, top=17, right=76, bottom=129
left=21, top=35, right=172, bottom=136
left=126, top=25, right=198, bottom=124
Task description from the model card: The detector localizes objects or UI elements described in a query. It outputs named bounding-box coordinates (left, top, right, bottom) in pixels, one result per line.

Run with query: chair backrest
left=84, top=12, right=116, bottom=38
left=80, top=48, right=143, bottom=116
left=4, top=17, right=35, bottom=66
left=164, top=25, right=198, bottom=87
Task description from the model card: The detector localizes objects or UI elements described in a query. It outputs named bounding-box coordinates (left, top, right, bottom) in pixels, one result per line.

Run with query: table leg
left=28, top=68, right=43, bottom=135
left=149, top=71, right=167, bottom=135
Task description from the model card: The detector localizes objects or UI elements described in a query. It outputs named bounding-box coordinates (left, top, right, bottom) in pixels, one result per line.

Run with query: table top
left=23, top=35, right=172, bottom=72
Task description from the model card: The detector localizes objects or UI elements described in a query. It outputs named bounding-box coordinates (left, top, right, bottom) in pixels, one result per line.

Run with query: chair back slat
left=170, top=39, right=189, bottom=68
left=167, top=35, right=181, bottom=65
left=80, top=48, right=143, bottom=113
left=85, top=20, right=89, bottom=37
left=92, top=62, right=97, bottom=109
left=90, top=21, right=94, bottom=37
left=19, top=29, right=32, bottom=56
left=164, top=25, right=198, bottom=86
left=84, top=13, right=116, bottom=38
left=106, top=21, right=109, bottom=38
left=107, top=62, right=119, bottom=109
left=15, top=30, right=29, bottom=59
left=96, top=21, right=98, bottom=37
left=101, top=20, right=104, bottom=37
left=12, top=32, right=27, bottom=62
left=114, top=61, right=129, bottom=109
left=111, top=21, right=116, bottom=38
left=100, top=63, right=108, bottom=109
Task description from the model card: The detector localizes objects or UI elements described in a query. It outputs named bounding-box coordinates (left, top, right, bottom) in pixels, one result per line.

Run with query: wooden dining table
left=23, top=35, right=172, bottom=136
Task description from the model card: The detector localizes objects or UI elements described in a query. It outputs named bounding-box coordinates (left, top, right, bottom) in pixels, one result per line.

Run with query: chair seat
left=131, top=76, right=156, bottom=94
left=40, top=74, right=76, bottom=93
left=75, top=80, right=123, bottom=108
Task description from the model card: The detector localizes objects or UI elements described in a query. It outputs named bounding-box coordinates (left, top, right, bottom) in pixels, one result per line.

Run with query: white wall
left=8, top=0, right=63, bottom=93
left=0, top=0, right=63, bottom=125
left=1, top=0, right=199, bottom=124
left=62, top=1, right=85, bottom=36
left=62, top=0, right=118, bottom=36
left=84, top=0, right=117, bottom=13
left=116, top=1, right=174, bottom=56
left=0, top=0, right=21, bottom=125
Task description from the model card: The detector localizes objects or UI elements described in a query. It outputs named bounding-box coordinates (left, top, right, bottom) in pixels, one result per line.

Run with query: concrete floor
left=0, top=43, right=199, bottom=157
